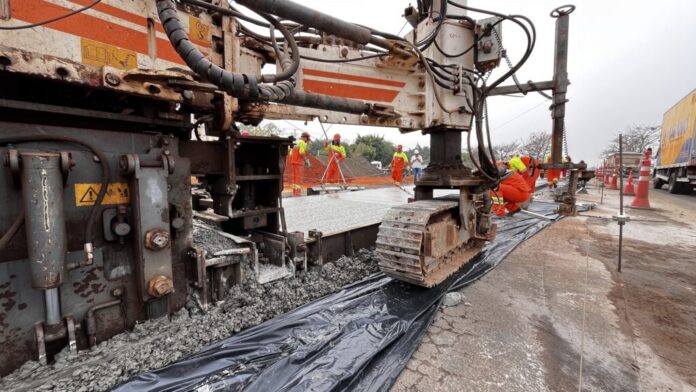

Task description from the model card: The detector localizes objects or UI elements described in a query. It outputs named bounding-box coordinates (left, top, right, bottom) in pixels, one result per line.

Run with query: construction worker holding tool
left=289, top=132, right=311, bottom=197
left=411, top=149, right=424, bottom=181
left=491, top=161, right=533, bottom=216
left=324, top=133, right=347, bottom=184
left=391, top=145, right=410, bottom=186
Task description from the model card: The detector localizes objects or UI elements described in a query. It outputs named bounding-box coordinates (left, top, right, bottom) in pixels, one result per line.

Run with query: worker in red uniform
left=289, top=132, right=311, bottom=197
left=545, top=154, right=561, bottom=189
left=324, top=133, right=347, bottom=184
left=391, top=145, right=410, bottom=186
left=491, top=161, right=532, bottom=216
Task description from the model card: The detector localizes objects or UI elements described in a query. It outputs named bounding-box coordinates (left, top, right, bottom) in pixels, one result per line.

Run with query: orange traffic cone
left=609, top=166, right=619, bottom=190
left=622, top=169, right=635, bottom=196
left=630, top=150, right=652, bottom=209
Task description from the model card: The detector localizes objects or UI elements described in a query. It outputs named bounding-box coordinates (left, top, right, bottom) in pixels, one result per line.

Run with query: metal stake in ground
left=613, top=134, right=629, bottom=272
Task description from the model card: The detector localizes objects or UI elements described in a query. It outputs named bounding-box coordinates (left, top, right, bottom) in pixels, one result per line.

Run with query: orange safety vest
left=290, top=139, right=308, bottom=165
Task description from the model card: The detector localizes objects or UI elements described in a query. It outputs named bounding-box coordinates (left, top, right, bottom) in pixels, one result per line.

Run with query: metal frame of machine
left=0, top=0, right=579, bottom=375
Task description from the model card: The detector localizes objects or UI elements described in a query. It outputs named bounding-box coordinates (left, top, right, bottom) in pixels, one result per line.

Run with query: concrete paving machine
left=0, top=0, right=579, bottom=373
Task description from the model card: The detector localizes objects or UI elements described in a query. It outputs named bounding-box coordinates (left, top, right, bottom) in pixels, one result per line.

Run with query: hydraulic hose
left=156, top=0, right=299, bottom=102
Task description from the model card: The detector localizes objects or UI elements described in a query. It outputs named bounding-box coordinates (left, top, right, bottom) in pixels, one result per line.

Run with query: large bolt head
left=144, top=229, right=170, bottom=250
left=147, top=275, right=174, bottom=297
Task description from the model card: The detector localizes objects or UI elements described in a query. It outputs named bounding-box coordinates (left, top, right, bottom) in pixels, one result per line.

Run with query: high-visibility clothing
left=545, top=154, right=561, bottom=187
left=289, top=139, right=308, bottom=196
left=519, top=156, right=541, bottom=191
left=391, top=151, right=409, bottom=184
left=289, top=139, right=308, bottom=165
left=325, top=144, right=346, bottom=183
left=491, top=172, right=531, bottom=216
left=290, top=165, right=303, bottom=197
left=508, top=156, right=527, bottom=173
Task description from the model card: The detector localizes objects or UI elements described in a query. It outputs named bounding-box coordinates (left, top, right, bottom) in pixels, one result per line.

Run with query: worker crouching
left=289, top=132, right=311, bottom=197
left=491, top=159, right=533, bottom=217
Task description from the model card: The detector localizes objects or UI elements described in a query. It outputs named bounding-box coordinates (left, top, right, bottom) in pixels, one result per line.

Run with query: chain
left=492, top=28, right=523, bottom=91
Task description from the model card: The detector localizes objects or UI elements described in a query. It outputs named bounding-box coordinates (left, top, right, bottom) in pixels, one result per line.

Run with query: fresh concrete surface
left=392, top=183, right=696, bottom=392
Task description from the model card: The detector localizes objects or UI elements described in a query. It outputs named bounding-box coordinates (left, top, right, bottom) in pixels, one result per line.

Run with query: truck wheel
left=652, top=177, right=664, bottom=190
left=668, top=173, right=679, bottom=194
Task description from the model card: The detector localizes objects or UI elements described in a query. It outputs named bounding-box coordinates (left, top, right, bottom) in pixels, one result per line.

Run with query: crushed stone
left=0, top=250, right=379, bottom=392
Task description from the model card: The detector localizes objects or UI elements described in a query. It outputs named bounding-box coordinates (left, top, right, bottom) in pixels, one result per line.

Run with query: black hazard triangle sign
left=79, top=186, right=99, bottom=204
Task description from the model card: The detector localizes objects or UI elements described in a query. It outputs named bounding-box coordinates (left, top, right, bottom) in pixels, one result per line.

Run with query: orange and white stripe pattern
left=1, top=0, right=213, bottom=70
left=301, top=68, right=405, bottom=103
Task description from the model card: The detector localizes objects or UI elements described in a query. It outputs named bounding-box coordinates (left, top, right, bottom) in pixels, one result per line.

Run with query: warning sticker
left=81, top=37, right=137, bottom=70
left=189, top=16, right=211, bottom=47
left=75, top=183, right=130, bottom=207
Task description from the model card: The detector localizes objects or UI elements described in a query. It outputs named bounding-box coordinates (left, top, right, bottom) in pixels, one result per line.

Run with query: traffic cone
left=630, top=150, right=652, bottom=209
left=609, top=166, right=619, bottom=190
left=622, top=169, right=635, bottom=196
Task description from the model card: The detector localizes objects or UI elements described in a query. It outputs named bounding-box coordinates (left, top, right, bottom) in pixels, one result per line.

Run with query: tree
left=491, top=141, right=520, bottom=161
left=350, top=142, right=377, bottom=161
left=239, top=123, right=285, bottom=137
left=351, top=134, right=395, bottom=165
left=520, top=130, right=552, bottom=160
left=602, top=124, right=661, bottom=157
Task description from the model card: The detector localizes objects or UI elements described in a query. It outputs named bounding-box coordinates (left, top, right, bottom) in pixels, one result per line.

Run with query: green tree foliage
left=351, top=134, right=396, bottom=165
left=238, top=123, right=285, bottom=136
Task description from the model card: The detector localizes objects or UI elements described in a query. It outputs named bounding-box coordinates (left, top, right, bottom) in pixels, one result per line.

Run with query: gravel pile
left=0, top=250, right=379, bottom=392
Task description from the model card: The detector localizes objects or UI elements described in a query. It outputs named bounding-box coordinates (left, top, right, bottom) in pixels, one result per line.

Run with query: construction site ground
left=392, top=183, right=696, bottom=392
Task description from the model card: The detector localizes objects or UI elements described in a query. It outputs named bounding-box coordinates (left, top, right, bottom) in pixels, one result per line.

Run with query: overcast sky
left=267, top=0, right=696, bottom=163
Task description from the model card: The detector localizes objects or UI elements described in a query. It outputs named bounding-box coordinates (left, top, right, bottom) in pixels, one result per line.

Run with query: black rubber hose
left=0, top=210, right=25, bottom=251
left=0, top=136, right=110, bottom=249
left=156, top=0, right=299, bottom=101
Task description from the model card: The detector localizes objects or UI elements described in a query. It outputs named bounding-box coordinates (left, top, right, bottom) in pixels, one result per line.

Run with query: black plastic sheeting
left=115, top=201, right=560, bottom=392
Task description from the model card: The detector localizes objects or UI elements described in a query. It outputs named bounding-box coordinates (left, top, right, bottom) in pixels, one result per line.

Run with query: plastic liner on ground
left=114, top=201, right=560, bottom=392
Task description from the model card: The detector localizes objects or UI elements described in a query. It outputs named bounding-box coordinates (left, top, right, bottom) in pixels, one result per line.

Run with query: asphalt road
left=653, top=186, right=696, bottom=208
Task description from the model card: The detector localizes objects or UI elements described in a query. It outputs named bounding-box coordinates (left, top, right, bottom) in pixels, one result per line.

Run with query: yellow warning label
left=80, top=38, right=137, bottom=70
left=189, top=16, right=211, bottom=46
left=75, top=183, right=130, bottom=207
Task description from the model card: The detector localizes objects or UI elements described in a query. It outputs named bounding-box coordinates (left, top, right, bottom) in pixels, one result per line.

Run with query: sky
left=263, top=0, right=696, bottom=164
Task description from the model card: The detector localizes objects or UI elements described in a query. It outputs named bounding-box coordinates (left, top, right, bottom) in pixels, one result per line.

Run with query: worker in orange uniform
left=491, top=161, right=532, bottom=216
left=545, top=154, right=561, bottom=189
left=289, top=132, right=311, bottom=197
left=519, top=155, right=542, bottom=192
left=324, top=133, right=347, bottom=184
left=391, top=145, right=410, bottom=186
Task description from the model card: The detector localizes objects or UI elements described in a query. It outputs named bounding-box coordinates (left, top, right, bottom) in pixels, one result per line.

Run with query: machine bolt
left=182, top=90, right=194, bottom=100
left=112, top=221, right=132, bottom=237
left=171, top=217, right=185, bottom=230
left=340, top=47, right=349, bottom=58
left=105, top=73, right=121, bottom=86
left=111, top=287, right=124, bottom=297
left=147, top=275, right=174, bottom=298
left=144, top=229, right=170, bottom=250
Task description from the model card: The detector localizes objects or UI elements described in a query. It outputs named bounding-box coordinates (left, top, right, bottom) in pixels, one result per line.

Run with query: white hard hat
left=414, top=149, right=420, bottom=154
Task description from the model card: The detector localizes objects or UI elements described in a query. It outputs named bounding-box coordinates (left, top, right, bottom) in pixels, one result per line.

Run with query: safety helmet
left=300, top=132, right=311, bottom=140
left=241, top=131, right=251, bottom=136
left=333, top=133, right=341, bottom=141
left=414, top=149, right=420, bottom=154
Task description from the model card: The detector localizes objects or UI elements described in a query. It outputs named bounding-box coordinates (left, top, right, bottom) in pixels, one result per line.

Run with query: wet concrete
left=284, top=187, right=411, bottom=235
left=0, top=251, right=379, bottom=392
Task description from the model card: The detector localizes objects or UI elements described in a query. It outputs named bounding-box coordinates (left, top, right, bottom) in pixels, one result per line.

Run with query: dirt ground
left=392, top=182, right=696, bottom=391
